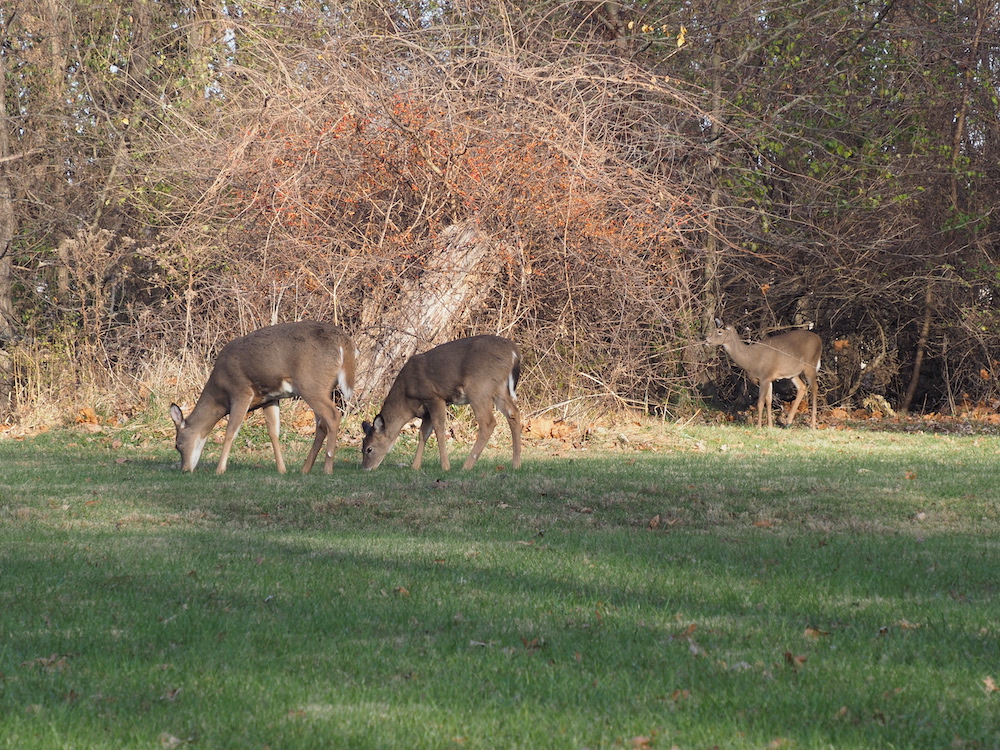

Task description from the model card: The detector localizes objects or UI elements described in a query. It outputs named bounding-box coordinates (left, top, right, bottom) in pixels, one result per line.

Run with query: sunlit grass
left=1, top=420, right=999, bottom=748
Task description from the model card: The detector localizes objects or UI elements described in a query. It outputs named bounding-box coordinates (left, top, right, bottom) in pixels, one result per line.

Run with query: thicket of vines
left=2, top=1, right=999, bottom=424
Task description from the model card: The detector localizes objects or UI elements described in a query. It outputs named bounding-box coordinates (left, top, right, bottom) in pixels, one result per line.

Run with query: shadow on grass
left=3, top=518, right=997, bottom=749
left=2, top=432, right=999, bottom=748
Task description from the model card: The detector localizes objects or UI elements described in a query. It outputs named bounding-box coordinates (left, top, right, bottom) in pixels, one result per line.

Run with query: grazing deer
left=361, top=335, right=523, bottom=471
left=169, top=321, right=356, bottom=474
left=705, top=321, right=821, bottom=428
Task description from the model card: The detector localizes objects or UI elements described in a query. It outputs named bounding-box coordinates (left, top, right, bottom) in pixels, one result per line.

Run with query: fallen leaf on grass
left=523, top=416, right=577, bottom=439
left=984, top=676, right=999, bottom=693
left=521, top=636, right=542, bottom=652
left=22, top=654, right=68, bottom=673
left=159, top=687, right=182, bottom=701
left=394, top=586, right=410, bottom=597
left=671, top=623, right=697, bottom=640
left=804, top=627, right=829, bottom=638
left=669, top=623, right=705, bottom=655
left=158, top=732, right=184, bottom=749
left=648, top=514, right=681, bottom=530
left=76, top=407, right=99, bottom=425
left=784, top=652, right=807, bottom=669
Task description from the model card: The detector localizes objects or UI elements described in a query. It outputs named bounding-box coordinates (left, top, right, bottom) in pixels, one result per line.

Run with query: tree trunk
left=702, top=26, right=724, bottom=339
left=0, top=13, right=18, bottom=417
left=901, top=282, right=934, bottom=413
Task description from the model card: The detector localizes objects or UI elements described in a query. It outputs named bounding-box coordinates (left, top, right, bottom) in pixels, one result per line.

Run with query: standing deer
left=169, top=321, right=356, bottom=474
left=361, top=335, right=522, bottom=471
left=705, top=322, right=821, bottom=428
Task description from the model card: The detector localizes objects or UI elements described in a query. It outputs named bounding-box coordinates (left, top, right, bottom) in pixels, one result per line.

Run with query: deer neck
left=186, top=382, right=231, bottom=436
left=724, top=337, right=758, bottom=369
left=378, top=385, right=422, bottom=437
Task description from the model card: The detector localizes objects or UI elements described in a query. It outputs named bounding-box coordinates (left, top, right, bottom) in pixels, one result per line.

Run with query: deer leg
left=302, top=398, right=340, bottom=474
left=412, top=416, right=434, bottom=470
left=302, top=415, right=325, bottom=473
left=495, top=393, right=522, bottom=469
left=767, top=381, right=777, bottom=428
left=463, top=406, right=497, bottom=471
left=809, top=373, right=818, bottom=428
left=301, top=414, right=327, bottom=474
left=321, top=406, right=342, bottom=474
left=323, top=402, right=348, bottom=474
left=426, top=400, right=451, bottom=471
left=217, top=393, right=253, bottom=474
left=783, top=375, right=807, bottom=427
left=262, top=402, right=287, bottom=474
left=755, top=381, right=767, bottom=428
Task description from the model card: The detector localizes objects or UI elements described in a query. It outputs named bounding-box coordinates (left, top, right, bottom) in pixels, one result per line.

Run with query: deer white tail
left=508, top=350, right=521, bottom=401
left=337, top=346, right=355, bottom=402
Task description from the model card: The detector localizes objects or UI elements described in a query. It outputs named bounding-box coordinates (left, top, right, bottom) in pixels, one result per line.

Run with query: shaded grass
left=1, top=422, right=999, bottom=749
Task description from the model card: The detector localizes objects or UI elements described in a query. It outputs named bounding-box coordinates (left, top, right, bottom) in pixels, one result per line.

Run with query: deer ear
left=169, top=404, right=185, bottom=428
left=362, top=416, right=384, bottom=436
left=714, top=318, right=723, bottom=328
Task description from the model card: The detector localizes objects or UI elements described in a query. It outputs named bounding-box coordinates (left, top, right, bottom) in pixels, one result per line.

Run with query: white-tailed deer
left=169, top=321, right=356, bottom=474
left=361, top=335, right=522, bottom=471
left=705, top=322, right=821, bottom=428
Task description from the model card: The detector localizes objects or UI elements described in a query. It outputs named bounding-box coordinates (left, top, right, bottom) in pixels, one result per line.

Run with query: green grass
left=1, top=419, right=999, bottom=749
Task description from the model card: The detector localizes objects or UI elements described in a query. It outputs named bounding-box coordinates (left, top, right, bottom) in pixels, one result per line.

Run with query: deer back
left=707, top=325, right=820, bottom=381
left=396, top=335, right=520, bottom=405
left=761, top=330, right=822, bottom=378
left=205, top=321, right=354, bottom=405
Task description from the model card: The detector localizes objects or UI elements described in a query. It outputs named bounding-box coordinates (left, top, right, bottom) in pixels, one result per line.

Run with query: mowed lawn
left=1, top=417, right=998, bottom=749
